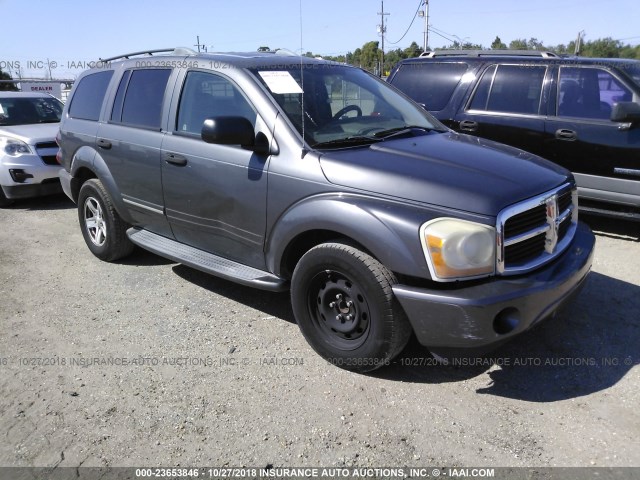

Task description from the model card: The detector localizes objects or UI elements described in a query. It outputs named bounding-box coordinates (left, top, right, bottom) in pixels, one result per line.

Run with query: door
left=453, top=64, right=548, bottom=158
left=161, top=70, right=270, bottom=269
left=96, top=68, right=174, bottom=236
left=543, top=66, right=640, bottom=188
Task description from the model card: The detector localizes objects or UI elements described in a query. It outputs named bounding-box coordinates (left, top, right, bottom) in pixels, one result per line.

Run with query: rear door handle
left=164, top=152, right=188, bottom=166
left=97, top=138, right=112, bottom=149
left=459, top=120, right=478, bottom=132
left=555, top=129, right=577, bottom=141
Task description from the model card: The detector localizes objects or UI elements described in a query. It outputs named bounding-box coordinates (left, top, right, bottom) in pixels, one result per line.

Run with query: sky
left=1, top=0, right=639, bottom=79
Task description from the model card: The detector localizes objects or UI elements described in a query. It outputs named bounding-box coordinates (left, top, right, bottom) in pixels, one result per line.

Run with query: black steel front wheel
left=291, top=242, right=411, bottom=372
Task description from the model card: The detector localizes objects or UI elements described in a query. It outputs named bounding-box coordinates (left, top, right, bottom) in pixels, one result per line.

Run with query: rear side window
left=558, top=67, right=633, bottom=119
left=68, top=70, right=114, bottom=121
left=468, top=64, right=546, bottom=115
left=391, top=62, right=469, bottom=111
left=111, top=69, right=171, bottom=129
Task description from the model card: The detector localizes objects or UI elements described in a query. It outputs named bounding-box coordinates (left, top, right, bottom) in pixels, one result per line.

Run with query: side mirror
left=610, top=102, right=640, bottom=124
left=201, top=116, right=270, bottom=154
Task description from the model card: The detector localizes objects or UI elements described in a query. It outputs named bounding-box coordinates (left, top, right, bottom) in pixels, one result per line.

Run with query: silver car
left=0, top=92, right=63, bottom=207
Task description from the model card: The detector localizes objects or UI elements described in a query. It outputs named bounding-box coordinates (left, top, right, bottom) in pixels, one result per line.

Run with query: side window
left=68, top=70, right=114, bottom=121
left=391, top=62, right=469, bottom=111
left=176, top=71, right=256, bottom=135
left=558, top=67, right=632, bottom=120
left=469, top=64, right=545, bottom=115
left=114, top=69, right=171, bottom=129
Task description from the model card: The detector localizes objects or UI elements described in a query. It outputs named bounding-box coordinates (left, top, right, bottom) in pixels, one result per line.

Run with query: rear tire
left=77, top=179, right=134, bottom=261
left=291, top=242, right=411, bottom=372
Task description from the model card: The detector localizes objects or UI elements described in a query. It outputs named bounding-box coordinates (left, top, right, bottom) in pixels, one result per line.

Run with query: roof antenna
left=299, top=0, right=308, bottom=158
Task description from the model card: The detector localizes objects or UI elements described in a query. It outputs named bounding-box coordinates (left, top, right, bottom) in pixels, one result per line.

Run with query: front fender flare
left=266, top=193, right=434, bottom=279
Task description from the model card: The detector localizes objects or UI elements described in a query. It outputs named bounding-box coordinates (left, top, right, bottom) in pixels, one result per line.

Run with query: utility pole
left=418, top=0, right=429, bottom=52
left=377, top=1, right=389, bottom=76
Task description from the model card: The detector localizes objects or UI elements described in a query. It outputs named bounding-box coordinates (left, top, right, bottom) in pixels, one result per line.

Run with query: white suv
left=0, top=92, right=64, bottom=207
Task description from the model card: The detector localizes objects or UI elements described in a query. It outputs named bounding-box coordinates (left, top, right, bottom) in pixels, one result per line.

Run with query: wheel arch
left=267, top=193, right=432, bottom=281
left=69, top=148, right=134, bottom=224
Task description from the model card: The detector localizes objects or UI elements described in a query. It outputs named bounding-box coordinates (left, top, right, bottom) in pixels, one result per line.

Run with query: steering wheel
left=333, top=105, right=362, bottom=120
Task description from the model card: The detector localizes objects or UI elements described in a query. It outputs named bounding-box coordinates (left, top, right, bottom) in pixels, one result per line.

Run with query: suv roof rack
left=419, top=50, right=559, bottom=58
left=99, top=47, right=197, bottom=63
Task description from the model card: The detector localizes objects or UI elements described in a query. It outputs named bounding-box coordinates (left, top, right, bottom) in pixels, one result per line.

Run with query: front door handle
left=459, top=120, right=478, bottom=132
left=164, top=152, right=188, bottom=166
left=555, top=129, right=577, bottom=141
left=97, top=138, right=112, bottom=149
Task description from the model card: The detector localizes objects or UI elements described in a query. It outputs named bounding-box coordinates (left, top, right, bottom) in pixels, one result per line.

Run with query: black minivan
left=388, top=50, right=640, bottom=220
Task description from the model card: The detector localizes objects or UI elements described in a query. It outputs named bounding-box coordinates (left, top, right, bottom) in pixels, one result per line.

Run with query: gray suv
left=58, top=48, right=594, bottom=371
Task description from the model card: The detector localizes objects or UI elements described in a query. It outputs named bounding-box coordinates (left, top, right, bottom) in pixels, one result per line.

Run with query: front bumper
left=1, top=179, right=62, bottom=199
left=392, top=221, right=595, bottom=356
left=1, top=152, right=62, bottom=200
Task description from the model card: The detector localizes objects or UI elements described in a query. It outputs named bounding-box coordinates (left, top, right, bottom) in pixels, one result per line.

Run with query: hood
left=0, top=123, right=60, bottom=145
left=318, top=131, right=571, bottom=216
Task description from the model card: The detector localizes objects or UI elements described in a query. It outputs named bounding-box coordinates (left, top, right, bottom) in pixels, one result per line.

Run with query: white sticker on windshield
left=0, top=104, right=4, bottom=115
left=258, top=71, right=303, bottom=94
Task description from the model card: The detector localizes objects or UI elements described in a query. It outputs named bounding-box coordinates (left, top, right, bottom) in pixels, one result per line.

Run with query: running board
left=127, top=228, right=288, bottom=292
left=580, top=205, right=640, bottom=222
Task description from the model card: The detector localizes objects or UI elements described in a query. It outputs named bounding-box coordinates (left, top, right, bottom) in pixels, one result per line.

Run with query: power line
left=388, top=0, right=423, bottom=45
left=428, top=26, right=457, bottom=45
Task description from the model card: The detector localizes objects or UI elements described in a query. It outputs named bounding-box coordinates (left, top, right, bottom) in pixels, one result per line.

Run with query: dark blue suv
left=388, top=50, right=640, bottom=220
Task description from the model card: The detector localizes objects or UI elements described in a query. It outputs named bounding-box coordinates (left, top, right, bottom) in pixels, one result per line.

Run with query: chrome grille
left=497, top=183, right=577, bottom=275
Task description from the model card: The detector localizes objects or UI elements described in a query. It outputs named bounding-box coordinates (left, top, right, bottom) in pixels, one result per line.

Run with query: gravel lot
left=1, top=193, right=639, bottom=474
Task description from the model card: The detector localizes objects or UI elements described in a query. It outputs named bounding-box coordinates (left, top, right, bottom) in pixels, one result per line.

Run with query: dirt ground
left=1, top=193, right=639, bottom=475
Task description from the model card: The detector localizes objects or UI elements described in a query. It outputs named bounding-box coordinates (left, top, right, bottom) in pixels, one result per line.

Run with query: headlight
left=420, top=218, right=496, bottom=281
left=1, top=136, right=32, bottom=156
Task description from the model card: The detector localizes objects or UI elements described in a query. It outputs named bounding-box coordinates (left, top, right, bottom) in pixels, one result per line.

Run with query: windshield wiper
left=373, top=125, right=435, bottom=140
left=312, top=135, right=382, bottom=149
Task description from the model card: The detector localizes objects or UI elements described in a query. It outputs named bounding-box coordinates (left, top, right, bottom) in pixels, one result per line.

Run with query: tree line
left=318, top=36, right=640, bottom=75
left=2, top=36, right=638, bottom=89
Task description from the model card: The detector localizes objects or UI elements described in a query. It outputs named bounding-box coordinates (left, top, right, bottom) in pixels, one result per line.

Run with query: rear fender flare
left=70, top=147, right=134, bottom=224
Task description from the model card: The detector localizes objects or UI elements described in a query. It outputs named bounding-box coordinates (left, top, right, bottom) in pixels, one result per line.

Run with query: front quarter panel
left=266, top=192, right=493, bottom=280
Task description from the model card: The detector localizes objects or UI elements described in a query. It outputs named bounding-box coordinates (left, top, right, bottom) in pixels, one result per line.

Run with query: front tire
left=77, top=179, right=134, bottom=261
left=291, top=242, right=411, bottom=372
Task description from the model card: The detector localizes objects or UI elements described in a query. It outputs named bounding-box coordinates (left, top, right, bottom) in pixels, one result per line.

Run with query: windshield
left=0, top=96, right=64, bottom=126
left=250, top=63, right=445, bottom=148
left=624, top=63, right=640, bottom=88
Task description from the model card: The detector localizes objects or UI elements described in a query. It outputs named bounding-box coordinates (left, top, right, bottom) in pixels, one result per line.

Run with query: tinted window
left=68, top=70, right=114, bottom=121
left=176, top=71, right=256, bottom=135
left=391, top=62, right=469, bottom=111
left=558, top=67, right=632, bottom=119
left=0, top=96, right=63, bottom=126
left=468, top=65, right=496, bottom=111
left=119, top=69, right=171, bottom=129
left=469, top=64, right=545, bottom=115
left=110, top=70, right=132, bottom=122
